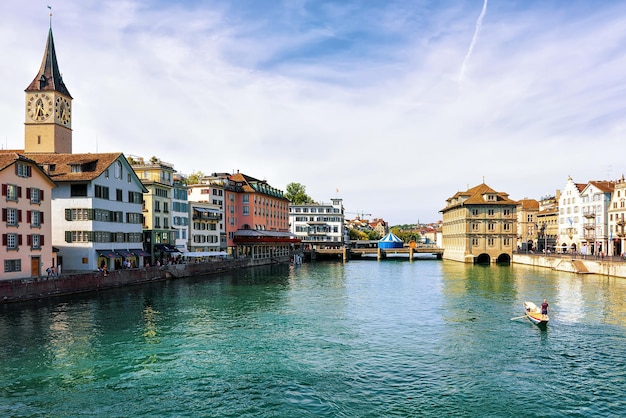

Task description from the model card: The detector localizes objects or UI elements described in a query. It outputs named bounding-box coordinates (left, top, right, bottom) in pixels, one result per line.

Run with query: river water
left=1, top=260, right=625, bottom=417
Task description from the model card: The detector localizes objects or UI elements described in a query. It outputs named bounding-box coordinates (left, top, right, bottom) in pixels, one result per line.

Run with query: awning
left=193, top=207, right=220, bottom=213
left=155, top=244, right=181, bottom=253
left=181, top=251, right=228, bottom=257
left=97, top=250, right=118, bottom=259
left=132, top=249, right=150, bottom=257
left=116, top=249, right=135, bottom=258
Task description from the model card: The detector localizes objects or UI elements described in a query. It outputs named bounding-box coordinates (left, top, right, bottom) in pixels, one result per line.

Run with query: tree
left=186, top=170, right=204, bottom=185
left=285, top=182, right=315, bottom=204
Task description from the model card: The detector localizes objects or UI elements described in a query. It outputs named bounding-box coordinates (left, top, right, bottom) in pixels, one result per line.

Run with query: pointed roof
left=25, top=28, right=72, bottom=98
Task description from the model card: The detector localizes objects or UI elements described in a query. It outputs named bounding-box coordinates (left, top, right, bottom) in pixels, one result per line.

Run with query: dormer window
left=70, top=164, right=82, bottom=173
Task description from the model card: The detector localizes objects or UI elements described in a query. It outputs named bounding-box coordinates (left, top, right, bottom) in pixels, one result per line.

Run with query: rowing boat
left=524, top=301, right=548, bottom=327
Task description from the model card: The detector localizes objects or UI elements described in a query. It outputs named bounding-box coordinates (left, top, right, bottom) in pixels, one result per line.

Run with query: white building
left=579, top=181, right=614, bottom=256
left=608, top=175, right=626, bottom=256
left=187, top=174, right=227, bottom=250
left=557, top=176, right=586, bottom=253
left=172, top=176, right=189, bottom=252
left=289, top=198, right=346, bottom=249
left=188, top=202, right=221, bottom=253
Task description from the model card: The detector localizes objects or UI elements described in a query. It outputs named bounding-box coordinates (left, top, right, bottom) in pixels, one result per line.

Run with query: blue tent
left=378, top=232, right=404, bottom=249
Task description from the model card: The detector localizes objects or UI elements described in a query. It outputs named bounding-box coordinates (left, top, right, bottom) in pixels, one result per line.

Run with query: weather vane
left=48, top=5, right=53, bottom=27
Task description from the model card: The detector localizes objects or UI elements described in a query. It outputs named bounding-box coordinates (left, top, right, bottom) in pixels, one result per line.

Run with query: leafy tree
left=186, top=170, right=204, bottom=185
left=365, top=230, right=382, bottom=240
left=285, top=182, right=315, bottom=204
left=349, top=228, right=369, bottom=240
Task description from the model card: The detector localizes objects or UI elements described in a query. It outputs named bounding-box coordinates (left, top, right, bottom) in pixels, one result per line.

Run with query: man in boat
left=541, top=299, right=549, bottom=319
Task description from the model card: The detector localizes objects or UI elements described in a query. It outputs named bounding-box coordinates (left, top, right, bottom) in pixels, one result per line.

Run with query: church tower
left=24, top=27, right=73, bottom=154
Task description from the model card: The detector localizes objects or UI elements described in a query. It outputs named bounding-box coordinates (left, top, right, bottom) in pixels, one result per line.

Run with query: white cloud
left=1, top=1, right=625, bottom=224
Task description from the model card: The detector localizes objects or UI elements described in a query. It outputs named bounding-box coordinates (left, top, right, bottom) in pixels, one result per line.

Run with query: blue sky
left=1, top=1, right=625, bottom=224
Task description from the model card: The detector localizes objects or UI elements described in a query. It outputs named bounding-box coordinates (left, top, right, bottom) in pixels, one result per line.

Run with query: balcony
left=583, top=223, right=595, bottom=230
left=583, top=211, right=596, bottom=219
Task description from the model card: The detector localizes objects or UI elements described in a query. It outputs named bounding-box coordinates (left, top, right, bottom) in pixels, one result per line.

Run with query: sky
left=1, top=1, right=625, bottom=225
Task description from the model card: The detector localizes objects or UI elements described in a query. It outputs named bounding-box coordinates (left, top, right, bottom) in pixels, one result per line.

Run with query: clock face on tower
left=55, top=96, right=71, bottom=126
left=27, top=94, right=54, bottom=122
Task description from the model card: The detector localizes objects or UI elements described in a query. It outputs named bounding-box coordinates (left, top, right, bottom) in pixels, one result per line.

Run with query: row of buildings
left=440, top=178, right=626, bottom=264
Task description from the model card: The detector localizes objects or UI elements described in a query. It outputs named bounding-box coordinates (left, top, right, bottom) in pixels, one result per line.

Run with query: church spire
left=25, top=27, right=72, bottom=98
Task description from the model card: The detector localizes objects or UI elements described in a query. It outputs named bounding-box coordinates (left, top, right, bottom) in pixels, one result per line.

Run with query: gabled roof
left=442, top=183, right=517, bottom=211
left=25, top=28, right=72, bottom=97
left=26, top=152, right=124, bottom=182
left=0, top=151, right=56, bottom=187
left=587, top=180, right=615, bottom=194
left=518, top=199, right=540, bottom=210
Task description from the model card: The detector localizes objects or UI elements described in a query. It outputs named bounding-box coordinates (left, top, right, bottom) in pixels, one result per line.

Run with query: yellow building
left=440, top=183, right=517, bottom=264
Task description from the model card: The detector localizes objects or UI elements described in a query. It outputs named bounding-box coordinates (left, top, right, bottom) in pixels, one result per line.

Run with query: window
left=4, top=233, right=19, bottom=249
left=95, top=185, right=110, bottom=199
left=70, top=164, right=82, bottom=173
left=243, top=206, right=249, bottom=215
left=3, top=184, right=19, bottom=201
left=128, top=191, right=143, bottom=204
left=29, top=234, right=41, bottom=249
left=4, top=259, right=21, bottom=272
left=4, top=208, right=19, bottom=226
left=30, top=210, right=41, bottom=227
left=70, top=184, right=88, bottom=197
left=16, top=163, right=32, bottom=178
left=29, top=187, right=42, bottom=204
left=115, top=161, right=122, bottom=179
left=116, top=189, right=123, bottom=201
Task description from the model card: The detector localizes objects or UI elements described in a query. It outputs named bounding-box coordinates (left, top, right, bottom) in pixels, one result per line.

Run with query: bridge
left=305, top=246, right=443, bottom=262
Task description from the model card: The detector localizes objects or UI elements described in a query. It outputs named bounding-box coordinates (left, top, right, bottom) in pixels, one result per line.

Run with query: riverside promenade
left=0, top=255, right=291, bottom=304
left=513, top=252, right=626, bottom=278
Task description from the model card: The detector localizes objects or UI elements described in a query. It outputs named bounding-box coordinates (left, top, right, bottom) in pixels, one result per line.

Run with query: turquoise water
left=1, top=260, right=626, bottom=417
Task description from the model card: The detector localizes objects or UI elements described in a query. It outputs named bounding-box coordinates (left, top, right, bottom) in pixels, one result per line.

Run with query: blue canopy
left=378, top=232, right=404, bottom=249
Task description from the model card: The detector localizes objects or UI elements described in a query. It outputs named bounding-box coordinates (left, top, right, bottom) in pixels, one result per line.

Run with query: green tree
left=285, top=182, right=315, bottom=204
left=349, top=228, right=369, bottom=240
left=186, top=170, right=204, bottom=185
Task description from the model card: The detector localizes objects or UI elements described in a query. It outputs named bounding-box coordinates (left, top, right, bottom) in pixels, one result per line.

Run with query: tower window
left=38, top=136, right=41, bottom=144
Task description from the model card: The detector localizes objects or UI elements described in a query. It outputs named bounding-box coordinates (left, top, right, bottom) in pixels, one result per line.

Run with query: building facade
left=0, top=154, right=56, bottom=279
left=440, top=183, right=517, bottom=264
left=289, top=198, right=346, bottom=249
left=129, top=156, right=179, bottom=264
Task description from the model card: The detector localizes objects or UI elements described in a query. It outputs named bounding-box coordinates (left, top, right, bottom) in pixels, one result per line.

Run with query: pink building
left=0, top=153, right=56, bottom=278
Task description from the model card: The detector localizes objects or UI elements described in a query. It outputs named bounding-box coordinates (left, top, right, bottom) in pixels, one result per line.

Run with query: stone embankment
left=513, top=254, right=626, bottom=278
left=1, top=256, right=291, bottom=304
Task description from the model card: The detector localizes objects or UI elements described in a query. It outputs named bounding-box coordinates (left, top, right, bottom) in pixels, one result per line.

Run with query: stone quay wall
left=513, top=254, right=626, bottom=278
left=1, top=256, right=291, bottom=304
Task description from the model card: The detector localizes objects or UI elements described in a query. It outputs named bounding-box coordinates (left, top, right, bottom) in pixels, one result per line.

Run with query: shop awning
left=116, top=249, right=135, bottom=258
left=132, top=249, right=150, bottom=257
left=97, top=250, right=118, bottom=259
left=193, top=207, right=220, bottom=213
left=155, top=244, right=181, bottom=253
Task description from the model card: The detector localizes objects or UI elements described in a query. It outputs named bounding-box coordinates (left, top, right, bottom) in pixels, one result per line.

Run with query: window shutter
left=2, top=208, right=6, bottom=222
left=2, top=234, right=6, bottom=246
left=27, top=166, right=32, bottom=177
left=17, top=210, right=22, bottom=223
left=27, top=211, right=31, bottom=223
left=17, top=235, right=22, bottom=246
left=17, top=187, right=22, bottom=198
left=41, top=235, right=45, bottom=246
left=15, top=164, right=18, bottom=175
left=40, top=189, right=44, bottom=201
left=1, top=184, right=6, bottom=196
left=65, top=231, right=72, bottom=243
left=65, top=209, right=71, bottom=221
left=41, top=212, right=44, bottom=224
left=26, top=188, right=31, bottom=199
left=27, top=235, right=32, bottom=246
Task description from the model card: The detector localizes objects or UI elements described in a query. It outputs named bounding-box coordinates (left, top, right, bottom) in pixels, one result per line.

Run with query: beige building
left=609, top=175, right=626, bottom=256
left=440, top=183, right=517, bottom=264
left=129, top=156, right=178, bottom=264
left=536, top=194, right=559, bottom=253
left=517, top=198, right=539, bottom=251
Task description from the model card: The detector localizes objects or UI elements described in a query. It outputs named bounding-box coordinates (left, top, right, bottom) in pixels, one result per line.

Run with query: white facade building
left=29, top=153, right=148, bottom=272
left=289, top=198, right=346, bottom=249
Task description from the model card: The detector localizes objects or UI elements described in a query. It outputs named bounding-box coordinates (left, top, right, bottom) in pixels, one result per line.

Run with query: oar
left=510, top=315, right=526, bottom=320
